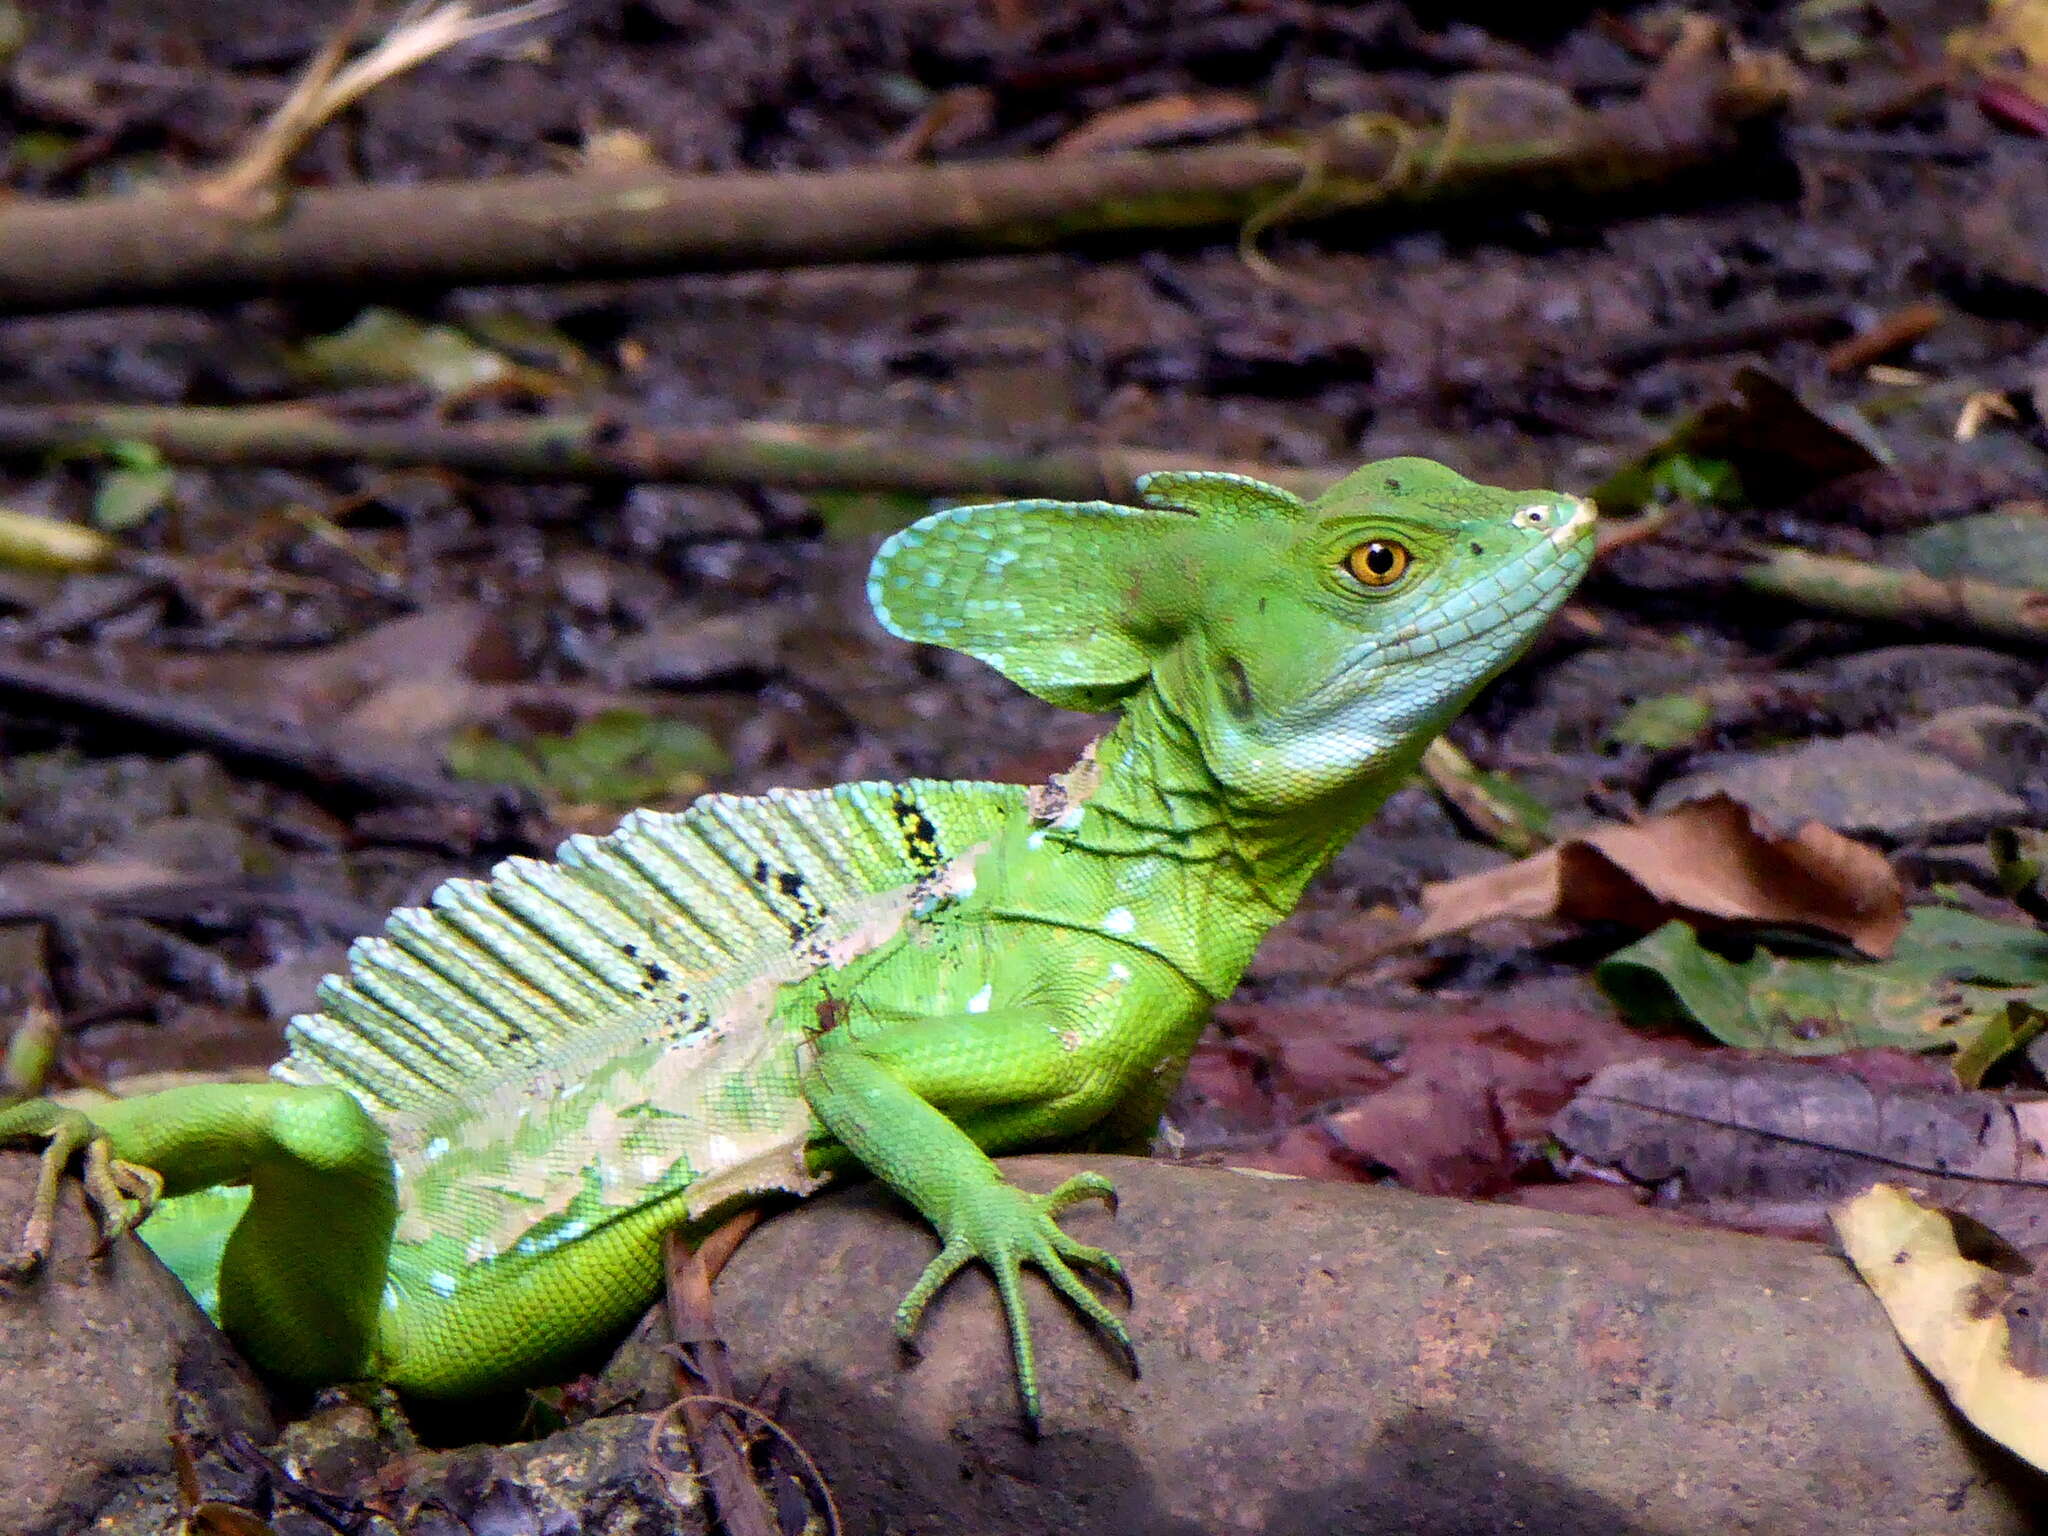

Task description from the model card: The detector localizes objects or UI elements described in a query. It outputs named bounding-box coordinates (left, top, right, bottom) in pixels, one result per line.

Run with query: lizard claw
left=0, top=1101, right=157, bottom=1275
left=83, top=1139, right=161, bottom=1256
left=893, top=1170, right=1138, bottom=1430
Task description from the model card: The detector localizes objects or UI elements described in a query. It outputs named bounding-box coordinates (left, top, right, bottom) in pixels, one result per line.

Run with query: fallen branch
left=0, top=652, right=510, bottom=817
left=1743, top=546, right=2048, bottom=645
left=0, top=41, right=1784, bottom=314
left=0, top=402, right=1341, bottom=502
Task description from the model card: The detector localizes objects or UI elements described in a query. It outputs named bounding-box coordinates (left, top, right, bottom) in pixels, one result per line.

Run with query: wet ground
left=1, top=0, right=2045, bottom=1217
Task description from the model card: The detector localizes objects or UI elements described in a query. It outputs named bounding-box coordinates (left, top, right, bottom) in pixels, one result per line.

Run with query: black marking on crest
left=891, top=792, right=945, bottom=875
left=749, top=856, right=829, bottom=942
left=1470, top=542, right=1483, bottom=556
left=648, top=993, right=708, bottom=1044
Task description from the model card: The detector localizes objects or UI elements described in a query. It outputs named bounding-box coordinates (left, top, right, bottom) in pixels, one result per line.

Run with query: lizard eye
left=1344, top=540, right=1410, bottom=588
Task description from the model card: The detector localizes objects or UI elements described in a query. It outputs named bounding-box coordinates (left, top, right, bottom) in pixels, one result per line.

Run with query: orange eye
left=1345, top=540, right=1410, bottom=588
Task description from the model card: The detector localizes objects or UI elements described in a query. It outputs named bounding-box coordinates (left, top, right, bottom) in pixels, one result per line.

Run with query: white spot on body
left=639, top=1154, right=665, bottom=1182
left=1027, top=829, right=1049, bottom=850
left=705, top=1133, right=741, bottom=1165
left=967, top=983, right=993, bottom=1014
left=1054, top=804, right=1085, bottom=831
left=1108, top=961, right=1133, bottom=982
left=429, top=1272, right=458, bottom=1298
left=514, top=1218, right=591, bottom=1258
left=1117, top=857, right=1164, bottom=892
left=382, top=1283, right=400, bottom=1313
left=423, top=1136, right=450, bottom=1162
left=466, top=1237, right=497, bottom=1264
left=1102, top=906, right=1136, bottom=935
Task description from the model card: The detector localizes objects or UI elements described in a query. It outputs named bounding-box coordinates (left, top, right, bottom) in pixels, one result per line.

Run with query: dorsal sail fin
left=276, top=778, right=1024, bottom=1118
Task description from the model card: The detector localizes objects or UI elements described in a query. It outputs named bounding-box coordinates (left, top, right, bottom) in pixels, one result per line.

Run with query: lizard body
left=0, top=459, right=1593, bottom=1421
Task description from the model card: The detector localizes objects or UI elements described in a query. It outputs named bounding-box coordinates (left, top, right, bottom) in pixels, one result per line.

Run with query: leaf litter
left=1412, top=792, right=1906, bottom=956
left=1835, top=1183, right=2048, bottom=1473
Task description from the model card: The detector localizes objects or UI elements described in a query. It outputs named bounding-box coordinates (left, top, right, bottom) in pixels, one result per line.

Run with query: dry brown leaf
left=1187, top=984, right=1707, bottom=1197
left=1414, top=792, right=1904, bottom=957
left=1050, top=91, right=1262, bottom=157
left=1836, top=1184, right=2048, bottom=1472
left=1556, top=1055, right=2048, bottom=1245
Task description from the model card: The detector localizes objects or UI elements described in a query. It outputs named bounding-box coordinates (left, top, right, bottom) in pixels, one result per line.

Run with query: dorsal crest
left=278, top=778, right=1022, bottom=1118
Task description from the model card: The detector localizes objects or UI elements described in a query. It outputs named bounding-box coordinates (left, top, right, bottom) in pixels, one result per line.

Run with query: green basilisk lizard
left=0, top=458, right=1592, bottom=1424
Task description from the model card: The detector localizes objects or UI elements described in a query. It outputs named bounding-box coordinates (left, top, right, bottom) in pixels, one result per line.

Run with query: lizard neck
left=1017, top=684, right=1420, bottom=998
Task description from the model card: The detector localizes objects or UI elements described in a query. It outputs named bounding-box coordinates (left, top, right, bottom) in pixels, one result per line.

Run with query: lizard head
left=868, top=457, right=1593, bottom=808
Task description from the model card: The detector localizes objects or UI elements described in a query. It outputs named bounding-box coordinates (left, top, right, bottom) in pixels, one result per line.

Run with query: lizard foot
left=0, top=1101, right=161, bottom=1277
left=894, top=1171, right=1136, bottom=1429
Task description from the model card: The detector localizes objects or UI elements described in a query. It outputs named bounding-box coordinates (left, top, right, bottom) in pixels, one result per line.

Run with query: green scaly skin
left=0, top=458, right=1593, bottom=1425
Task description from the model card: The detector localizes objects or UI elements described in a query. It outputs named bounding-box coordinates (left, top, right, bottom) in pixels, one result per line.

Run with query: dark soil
left=1, top=0, right=2045, bottom=1329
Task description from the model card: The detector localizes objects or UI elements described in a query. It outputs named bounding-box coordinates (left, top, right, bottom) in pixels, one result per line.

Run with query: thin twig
left=198, top=0, right=379, bottom=211
left=1742, top=547, right=2048, bottom=645
left=659, top=1227, right=781, bottom=1536
left=199, top=0, right=565, bottom=212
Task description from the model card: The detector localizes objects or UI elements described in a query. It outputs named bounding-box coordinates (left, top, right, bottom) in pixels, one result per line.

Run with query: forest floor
left=2, top=0, right=2047, bottom=1525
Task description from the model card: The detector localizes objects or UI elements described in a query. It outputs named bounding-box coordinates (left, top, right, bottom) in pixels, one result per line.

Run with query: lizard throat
left=1006, top=685, right=1402, bottom=998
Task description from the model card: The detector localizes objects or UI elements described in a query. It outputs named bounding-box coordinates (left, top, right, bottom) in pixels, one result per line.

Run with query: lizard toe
left=0, top=1102, right=157, bottom=1273
left=1040, top=1171, right=1117, bottom=1219
left=895, top=1236, right=973, bottom=1350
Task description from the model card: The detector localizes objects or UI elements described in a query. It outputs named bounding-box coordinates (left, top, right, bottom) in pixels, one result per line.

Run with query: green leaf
left=1952, top=1000, right=2048, bottom=1090
left=106, top=438, right=166, bottom=473
left=1606, top=690, right=1714, bottom=752
left=1597, top=907, right=2048, bottom=1075
left=1991, top=828, right=2048, bottom=918
left=293, top=307, right=514, bottom=397
left=1591, top=367, right=1887, bottom=514
left=92, top=463, right=174, bottom=531
left=446, top=709, right=729, bottom=810
left=811, top=489, right=933, bottom=541
left=5, top=130, right=75, bottom=173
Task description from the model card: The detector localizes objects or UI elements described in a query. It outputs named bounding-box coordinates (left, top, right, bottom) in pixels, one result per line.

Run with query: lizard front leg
left=801, top=1009, right=1138, bottom=1428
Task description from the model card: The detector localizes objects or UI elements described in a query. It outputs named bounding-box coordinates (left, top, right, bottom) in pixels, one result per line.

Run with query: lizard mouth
left=1381, top=506, right=1592, bottom=660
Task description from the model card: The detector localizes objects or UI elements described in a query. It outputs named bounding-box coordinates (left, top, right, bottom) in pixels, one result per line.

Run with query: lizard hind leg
left=2, top=1083, right=397, bottom=1386
left=0, top=1099, right=161, bottom=1277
